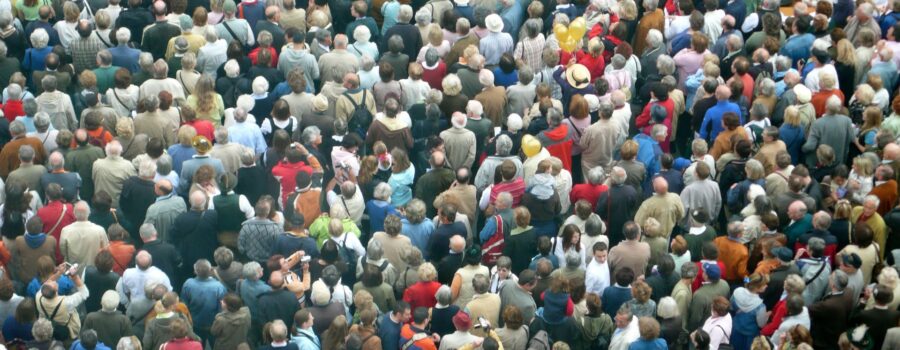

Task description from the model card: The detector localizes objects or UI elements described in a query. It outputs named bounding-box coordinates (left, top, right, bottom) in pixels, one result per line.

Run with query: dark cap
left=842, top=253, right=862, bottom=269
left=703, top=263, right=721, bottom=281
left=518, top=269, right=536, bottom=285
left=772, top=247, right=793, bottom=263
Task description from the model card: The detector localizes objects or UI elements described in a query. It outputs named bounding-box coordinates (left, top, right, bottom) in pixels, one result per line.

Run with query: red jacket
left=2, top=101, right=24, bottom=122
left=422, top=61, right=447, bottom=91
left=403, top=280, right=441, bottom=310
left=184, top=120, right=215, bottom=141
left=539, top=124, right=574, bottom=172
left=272, top=161, right=313, bottom=207
left=249, top=47, right=278, bottom=67
left=634, top=99, right=675, bottom=153
left=578, top=52, right=606, bottom=82
left=36, top=201, right=76, bottom=264
left=159, top=338, right=203, bottom=350
left=570, top=184, right=608, bottom=211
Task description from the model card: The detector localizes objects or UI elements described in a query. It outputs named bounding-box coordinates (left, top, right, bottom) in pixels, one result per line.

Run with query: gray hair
left=775, top=56, right=792, bottom=71
left=587, top=167, right=606, bottom=185
left=831, top=269, right=849, bottom=291
left=48, top=151, right=64, bottom=170
left=8, top=120, right=25, bottom=136
left=41, top=75, right=57, bottom=92
left=30, top=28, right=49, bottom=48
left=242, top=261, right=263, bottom=280
left=156, top=155, right=174, bottom=175
left=496, top=192, right=513, bottom=209
left=24, top=98, right=37, bottom=116
left=138, top=160, right=157, bottom=178
left=33, top=111, right=50, bottom=131
left=865, top=194, right=881, bottom=207
left=807, top=237, right=826, bottom=257
left=812, top=211, right=832, bottom=230
left=415, top=8, right=432, bottom=24
left=610, top=166, right=627, bottom=185
left=643, top=0, right=659, bottom=10
left=398, top=4, right=413, bottom=23
left=726, top=34, right=744, bottom=50
left=436, top=285, right=452, bottom=305
left=353, top=25, right=371, bottom=43
left=224, top=59, right=241, bottom=78
left=646, top=29, right=663, bottom=49
left=139, top=223, right=157, bottom=240
left=6, top=83, right=21, bottom=100
left=758, top=78, right=776, bottom=96
left=472, top=274, right=490, bottom=294
left=204, top=26, right=218, bottom=42
left=657, top=296, right=679, bottom=319
left=17, top=145, right=34, bottom=163
left=495, top=134, right=513, bottom=156
left=651, top=123, right=668, bottom=138
left=32, top=319, right=54, bottom=341
left=825, top=95, right=842, bottom=114
left=373, top=182, right=393, bottom=201
left=301, top=126, right=321, bottom=145
left=257, top=30, right=273, bottom=46
left=611, top=54, right=626, bottom=69
left=656, top=55, right=675, bottom=76
left=116, top=27, right=131, bottom=43
left=565, top=249, right=582, bottom=267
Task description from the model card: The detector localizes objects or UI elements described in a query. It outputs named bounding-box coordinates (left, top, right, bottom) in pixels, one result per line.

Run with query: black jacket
left=761, top=264, right=800, bottom=309
left=380, top=24, right=422, bottom=60
left=851, top=304, right=900, bottom=350
left=118, top=176, right=156, bottom=229
left=257, top=289, right=300, bottom=327
left=809, top=292, right=854, bottom=350
left=437, top=253, right=463, bottom=286
left=503, top=228, right=537, bottom=275
left=141, top=240, right=182, bottom=279
left=596, top=184, right=639, bottom=247
left=170, top=210, right=219, bottom=280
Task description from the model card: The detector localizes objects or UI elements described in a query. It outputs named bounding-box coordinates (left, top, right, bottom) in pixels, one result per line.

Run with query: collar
left=688, top=226, right=707, bottom=235
left=156, top=193, right=175, bottom=202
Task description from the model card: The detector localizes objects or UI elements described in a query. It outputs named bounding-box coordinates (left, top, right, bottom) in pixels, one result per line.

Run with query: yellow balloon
left=554, top=24, right=570, bottom=43
left=522, top=135, right=541, bottom=157
left=560, top=38, right=578, bottom=52
left=569, top=17, right=587, bottom=40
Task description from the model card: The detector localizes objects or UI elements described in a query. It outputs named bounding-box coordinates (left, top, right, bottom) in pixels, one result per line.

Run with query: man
left=596, top=167, right=639, bottom=247
left=345, top=1, right=378, bottom=44
left=809, top=270, right=855, bottom=350
left=172, top=191, right=220, bottom=278
left=804, top=104, right=853, bottom=169
left=36, top=264, right=89, bottom=341
left=380, top=5, right=422, bottom=59
left=499, top=269, right=537, bottom=325
left=585, top=242, right=610, bottom=295
left=437, top=235, right=466, bottom=284
left=840, top=252, right=865, bottom=301
left=92, top=50, right=120, bottom=93
left=209, top=128, right=246, bottom=175
left=764, top=152, right=794, bottom=197
left=782, top=200, right=813, bottom=247
left=845, top=2, right=881, bottom=45
left=119, top=160, right=158, bottom=231
left=238, top=200, right=281, bottom=263
left=870, top=48, right=898, bottom=92
left=580, top=102, right=620, bottom=176
left=60, top=201, right=109, bottom=275
left=12, top=217, right=57, bottom=283
left=93, top=141, right=137, bottom=208
left=440, top=113, right=477, bottom=171
left=415, top=151, right=455, bottom=218
left=479, top=191, right=514, bottom=249
left=109, top=28, right=141, bottom=73
left=434, top=167, right=478, bottom=228
left=137, top=224, right=182, bottom=280
left=400, top=307, right=439, bottom=349
left=35, top=184, right=74, bottom=262
left=379, top=301, right=412, bottom=350
left=65, top=129, right=105, bottom=201
left=464, top=101, right=493, bottom=168
left=255, top=6, right=285, bottom=52
left=144, top=179, right=186, bottom=244
left=773, top=178, right=817, bottom=227
left=309, top=29, right=332, bottom=61
left=799, top=236, right=833, bottom=305
left=279, top=0, right=305, bottom=32
left=69, top=20, right=106, bottom=73
left=134, top=95, right=177, bottom=147
left=273, top=148, right=316, bottom=208
left=634, top=177, right=684, bottom=240
left=633, top=0, right=664, bottom=55
left=852, top=195, right=888, bottom=260
left=285, top=171, right=320, bottom=230
left=180, top=259, right=226, bottom=344
left=318, top=34, right=360, bottom=86
left=278, top=32, right=319, bottom=90
left=116, top=250, right=172, bottom=306
left=445, top=18, right=478, bottom=66
left=227, top=107, right=267, bottom=155
left=699, top=85, right=742, bottom=143
left=479, top=14, right=513, bottom=67
left=216, top=0, right=255, bottom=48
left=7, top=145, right=46, bottom=192
left=334, top=73, right=376, bottom=125
left=779, top=16, right=815, bottom=67
left=713, top=221, right=749, bottom=285
left=440, top=311, right=482, bottom=350
left=290, top=309, right=318, bottom=349
left=141, top=1, right=182, bottom=61
left=83, top=291, right=132, bottom=347
left=428, top=206, right=467, bottom=262
left=609, top=305, right=640, bottom=350
left=24, top=6, right=59, bottom=48
left=762, top=247, right=801, bottom=309
left=607, top=221, right=651, bottom=278
left=35, top=75, right=77, bottom=132
left=115, top=0, right=154, bottom=45
left=139, top=60, right=185, bottom=101
left=687, top=263, right=730, bottom=331
left=853, top=284, right=900, bottom=350
left=143, top=292, right=198, bottom=350
left=680, top=162, right=721, bottom=229
left=466, top=275, right=501, bottom=337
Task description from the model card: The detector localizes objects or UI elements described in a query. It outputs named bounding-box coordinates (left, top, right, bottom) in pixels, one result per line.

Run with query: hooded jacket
left=731, top=287, right=767, bottom=337
left=210, top=307, right=251, bottom=350
left=537, top=124, right=573, bottom=171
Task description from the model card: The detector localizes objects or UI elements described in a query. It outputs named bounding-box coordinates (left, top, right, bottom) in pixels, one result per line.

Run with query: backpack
left=527, top=330, right=551, bottom=350
left=481, top=214, right=505, bottom=266
left=88, top=128, right=111, bottom=148
left=336, top=235, right=359, bottom=286
left=344, top=90, right=373, bottom=135
left=38, top=296, right=72, bottom=341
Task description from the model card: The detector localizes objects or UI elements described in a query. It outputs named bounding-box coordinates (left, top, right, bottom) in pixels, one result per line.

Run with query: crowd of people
left=1, top=0, right=900, bottom=348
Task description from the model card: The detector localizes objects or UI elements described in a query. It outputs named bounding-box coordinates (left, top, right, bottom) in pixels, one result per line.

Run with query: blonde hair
left=427, top=23, right=443, bottom=47
left=177, top=125, right=197, bottom=146
left=854, top=156, right=875, bottom=177
left=417, top=262, right=437, bottom=281
left=835, top=39, right=857, bottom=65
left=783, top=106, right=801, bottom=127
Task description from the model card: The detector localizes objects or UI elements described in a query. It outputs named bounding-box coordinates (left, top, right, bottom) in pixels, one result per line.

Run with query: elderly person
left=92, top=141, right=137, bottom=208
left=23, top=28, right=52, bottom=72
left=475, top=135, right=523, bottom=193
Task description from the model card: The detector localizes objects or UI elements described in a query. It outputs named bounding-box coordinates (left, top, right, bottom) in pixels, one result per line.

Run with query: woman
left=401, top=199, right=435, bottom=256
left=249, top=31, right=278, bottom=68
left=489, top=257, right=518, bottom=294
left=348, top=309, right=381, bottom=350
left=673, top=33, right=710, bottom=90
left=106, top=68, right=139, bottom=118
left=352, top=264, right=396, bottom=312
left=497, top=305, right=530, bottom=350
left=554, top=224, right=585, bottom=269
left=868, top=74, right=890, bottom=113
left=439, top=74, right=468, bottom=117
left=349, top=26, right=379, bottom=61
left=727, top=159, right=766, bottom=216
left=83, top=250, right=119, bottom=313
left=261, top=99, right=299, bottom=145
left=451, top=245, right=490, bottom=307
left=849, top=157, right=875, bottom=205
left=626, top=281, right=657, bottom=318
left=186, top=75, right=225, bottom=127
left=523, top=160, right=562, bottom=239
left=430, top=286, right=460, bottom=337
left=416, top=24, right=449, bottom=63
left=730, top=274, right=768, bottom=350
left=207, top=0, right=224, bottom=24
left=839, top=224, right=879, bottom=284
left=865, top=267, right=900, bottom=310
left=372, top=63, right=402, bottom=112
left=576, top=294, right=614, bottom=350
left=106, top=224, right=135, bottom=275
left=114, top=118, right=148, bottom=163
left=0, top=13, right=25, bottom=61
left=0, top=183, right=33, bottom=248
left=247, top=50, right=283, bottom=90
left=700, top=297, right=733, bottom=350
left=563, top=95, right=591, bottom=182
left=321, top=315, right=349, bottom=350
left=848, top=84, right=876, bottom=126
left=851, top=106, right=881, bottom=157
left=176, top=53, right=202, bottom=95
left=761, top=275, right=805, bottom=338
left=2, top=298, right=35, bottom=344
left=493, top=54, right=518, bottom=88
left=191, top=7, right=208, bottom=35
left=26, top=256, right=74, bottom=297
left=53, top=2, right=79, bottom=49
left=834, top=39, right=857, bottom=104
left=402, top=262, right=441, bottom=310
left=387, top=149, right=415, bottom=207
left=657, top=297, right=684, bottom=349
left=366, top=97, right=413, bottom=153
left=23, top=29, right=52, bottom=73
left=629, top=317, right=668, bottom=350
left=779, top=106, right=806, bottom=165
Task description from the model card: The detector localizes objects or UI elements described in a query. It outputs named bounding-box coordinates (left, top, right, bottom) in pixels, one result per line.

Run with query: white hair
left=224, top=59, right=241, bottom=78
left=138, top=160, right=157, bottom=178
left=116, top=27, right=131, bottom=43
left=252, top=76, right=269, bottom=94
left=30, top=28, right=49, bottom=48
left=478, top=69, right=495, bottom=87
left=353, top=25, right=371, bottom=43
left=236, top=94, right=256, bottom=111
left=466, top=100, right=483, bottom=116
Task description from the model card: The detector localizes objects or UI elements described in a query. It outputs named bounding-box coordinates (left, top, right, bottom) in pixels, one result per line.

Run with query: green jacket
left=574, top=313, right=615, bottom=350
left=309, top=215, right=361, bottom=248
left=687, top=280, right=730, bottom=331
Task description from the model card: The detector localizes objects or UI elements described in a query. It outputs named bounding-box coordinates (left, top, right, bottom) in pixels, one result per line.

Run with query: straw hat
left=566, top=64, right=591, bottom=89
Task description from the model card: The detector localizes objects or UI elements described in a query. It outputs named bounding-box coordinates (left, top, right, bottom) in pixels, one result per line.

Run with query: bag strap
left=38, top=295, right=67, bottom=326
left=402, top=333, right=428, bottom=350
left=47, top=204, right=67, bottom=234
left=804, top=258, right=827, bottom=285
left=221, top=21, right=240, bottom=43
left=95, top=31, right=112, bottom=48
left=343, top=91, right=361, bottom=109
left=112, top=88, right=136, bottom=111
left=177, top=71, right=192, bottom=96
left=567, top=117, right=582, bottom=137
left=340, top=196, right=352, bottom=220
left=715, top=324, right=730, bottom=339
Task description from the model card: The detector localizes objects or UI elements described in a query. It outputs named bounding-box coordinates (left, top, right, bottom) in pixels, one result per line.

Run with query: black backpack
left=337, top=236, right=359, bottom=286
left=344, top=90, right=373, bottom=134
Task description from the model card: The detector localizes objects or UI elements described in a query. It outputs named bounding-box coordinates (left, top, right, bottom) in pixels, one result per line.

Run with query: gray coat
left=802, top=114, right=854, bottom=166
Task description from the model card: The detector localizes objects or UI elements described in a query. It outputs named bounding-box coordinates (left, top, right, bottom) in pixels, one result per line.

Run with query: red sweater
left=570, top=184, right=608, bottom=211
left=422, top=61, right=447, bottom=91
left=2, top=101, right=24, bottom=122
left=634, top=99, right=675, bottom=153
left=36, top=201, right=76, bottom=264
left=403, top=280, right=442, bottom=310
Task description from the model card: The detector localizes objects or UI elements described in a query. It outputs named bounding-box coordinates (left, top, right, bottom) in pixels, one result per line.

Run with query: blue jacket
left=181, top=277, right=227, bottom=329
left=291, top=328, right=320, bottom=350
left=725, top=0, right=747, bottom=30
left=634, top=134, right=662, bottom=194
left=779, top=124, right=805, bottom=164
left=378, top=313, right=403, bottom=350
left=601, top=284, right=633, bottom=317
left=366, top=199, right=399, bottom=233
left=628, top=338, right=668, bottom=350
left=109, top=45, right=141, bottom=73
left=700, top=100, right=743, bottom=141
left=780, top=33, right=815, bottom=68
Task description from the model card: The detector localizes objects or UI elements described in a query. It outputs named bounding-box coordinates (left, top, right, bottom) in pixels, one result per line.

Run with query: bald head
left=430, top=151, right=446, bottom=168
left=788, top=200, right=807, bottom=220
left=715, top=85, right=731, bottom=100
left=450, top=235, right=465, bottom=252
left=343, top=73, right=360, bottom=89
left=885, top=143, right=900, bottom=161
left=269, top=270, right=284, bottom=288
left=135, top=251, right=152, bottom=269
left=74, top=201, right=90, bottom=221
left=155, top=179, right=173, bottom=196
left=653, top=177, right=669, bottom=195
left=189, top=191, right=207, bottom=211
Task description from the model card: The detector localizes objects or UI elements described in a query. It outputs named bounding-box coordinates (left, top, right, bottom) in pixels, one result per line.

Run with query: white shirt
left=329, top=232, right=365, bottom=257
left=585, top=258, right=610, bottom=295
left=701, top=314, right=733, bottom=350
left=260, top=116, right=300, bottom=135
left=803, top=64, right=839, bottom=92
left=665, top=15, right=691, bottom=42
left=703, top=10, right=725, bottom=42
left=116, top=266, right=173, bottom=306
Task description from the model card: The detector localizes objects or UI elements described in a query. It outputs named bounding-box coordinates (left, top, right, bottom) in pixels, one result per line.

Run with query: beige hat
left=313, top=94, right=328, bottom=112
left=486, top=14, right=504, bottom=33
left=566, top=64, right=591, bottom=89
left=794, top=84, right=812, bottom=103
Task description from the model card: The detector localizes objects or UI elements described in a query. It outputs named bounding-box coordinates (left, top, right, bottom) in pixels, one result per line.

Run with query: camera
left=474, top=317, right=491, bottom=331
left=300, top=256, right=311, bottom=263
